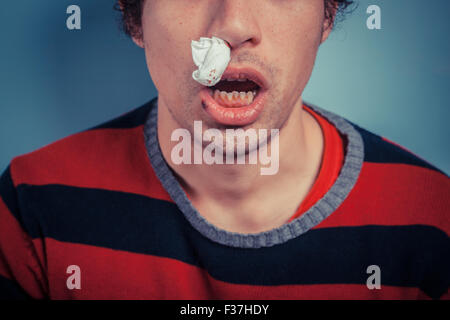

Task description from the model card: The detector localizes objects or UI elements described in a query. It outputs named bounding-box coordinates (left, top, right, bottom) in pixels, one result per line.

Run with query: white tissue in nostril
left=191, top=36, right=231, bottom=86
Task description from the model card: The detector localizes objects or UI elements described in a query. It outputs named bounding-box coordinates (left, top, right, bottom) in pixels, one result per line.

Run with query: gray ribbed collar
left=143, top=98, right=364, bottom=248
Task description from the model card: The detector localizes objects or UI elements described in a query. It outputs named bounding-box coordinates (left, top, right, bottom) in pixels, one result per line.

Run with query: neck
left=157, top=97, right=324, bottom=233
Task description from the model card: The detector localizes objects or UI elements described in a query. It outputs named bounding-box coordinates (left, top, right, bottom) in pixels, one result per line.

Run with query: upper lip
left=219, top=66, right=270, bottom=90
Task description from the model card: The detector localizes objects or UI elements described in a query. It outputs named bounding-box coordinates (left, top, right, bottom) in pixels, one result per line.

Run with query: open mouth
left=200, top=68, right=268, bottom=126
left=209, top=78, right=261, bottom=108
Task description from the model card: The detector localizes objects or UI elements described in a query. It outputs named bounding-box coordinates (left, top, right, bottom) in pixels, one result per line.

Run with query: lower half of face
left=142, top=0, right=326, bottom=140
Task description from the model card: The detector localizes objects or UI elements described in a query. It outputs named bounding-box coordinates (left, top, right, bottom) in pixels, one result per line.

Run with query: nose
left=208, top=0, right=262, bottom=51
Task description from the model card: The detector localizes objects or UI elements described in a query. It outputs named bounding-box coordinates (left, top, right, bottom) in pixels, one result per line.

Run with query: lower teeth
left=213, top=89, right=257, bottom=107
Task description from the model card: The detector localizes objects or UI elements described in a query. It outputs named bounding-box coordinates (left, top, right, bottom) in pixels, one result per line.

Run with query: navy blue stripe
left=90, top=98, right=155, bottom=130
left=15, top=184, right=450, bottom=299
left=351, top=123, right=445, bottom=175
left=0, top=166, right=20, bottom=221
left=0, top=275, right=32, bottom=300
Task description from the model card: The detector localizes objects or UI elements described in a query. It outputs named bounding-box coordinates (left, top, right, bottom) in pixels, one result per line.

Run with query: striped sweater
left=0, top=98, right=448, bottom=300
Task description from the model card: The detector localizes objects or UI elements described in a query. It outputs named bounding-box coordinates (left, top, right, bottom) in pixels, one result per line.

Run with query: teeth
left=247, top=91, right=254, bottom=103
left=213, top=89, right=257, bottom=105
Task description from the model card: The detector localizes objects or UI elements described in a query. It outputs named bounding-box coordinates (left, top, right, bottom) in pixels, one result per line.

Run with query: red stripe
left=314, top=162, right=450, bottom=235
left=10, top=127, right=172, bottom=202
left=441, top=291, right=450, bottom=300
left=44, top=238, right=429, bottom=300
left=0, top=198, right=47, bottom=298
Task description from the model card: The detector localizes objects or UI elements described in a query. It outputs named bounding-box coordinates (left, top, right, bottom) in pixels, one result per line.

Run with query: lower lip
left=200, top=88, right=267, bottom=126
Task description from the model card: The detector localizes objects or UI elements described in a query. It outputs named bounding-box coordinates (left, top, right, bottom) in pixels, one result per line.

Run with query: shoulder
left=3, top=98, right=169, bottom=202
left=307, top=103, right=448, bottom=209
left=349, top=122, right=448, bottom=196
left=9, top=100, right=154, bottom=186
left=309, top=103, right=448, bottom=235
left=338, top=120, right=449, bottom=235
left=352, top=122, right=446, bottom=175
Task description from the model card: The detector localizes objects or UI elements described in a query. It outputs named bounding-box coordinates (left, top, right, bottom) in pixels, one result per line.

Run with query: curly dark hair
left=115, top=0, right=354, bottom=40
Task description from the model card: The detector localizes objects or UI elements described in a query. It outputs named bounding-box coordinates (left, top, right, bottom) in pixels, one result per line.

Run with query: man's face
left=138, top=0, right=332, bottom=134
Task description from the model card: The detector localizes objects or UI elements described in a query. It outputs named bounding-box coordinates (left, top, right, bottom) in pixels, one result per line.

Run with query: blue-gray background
left=1, top=0, right=449, bottom=174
